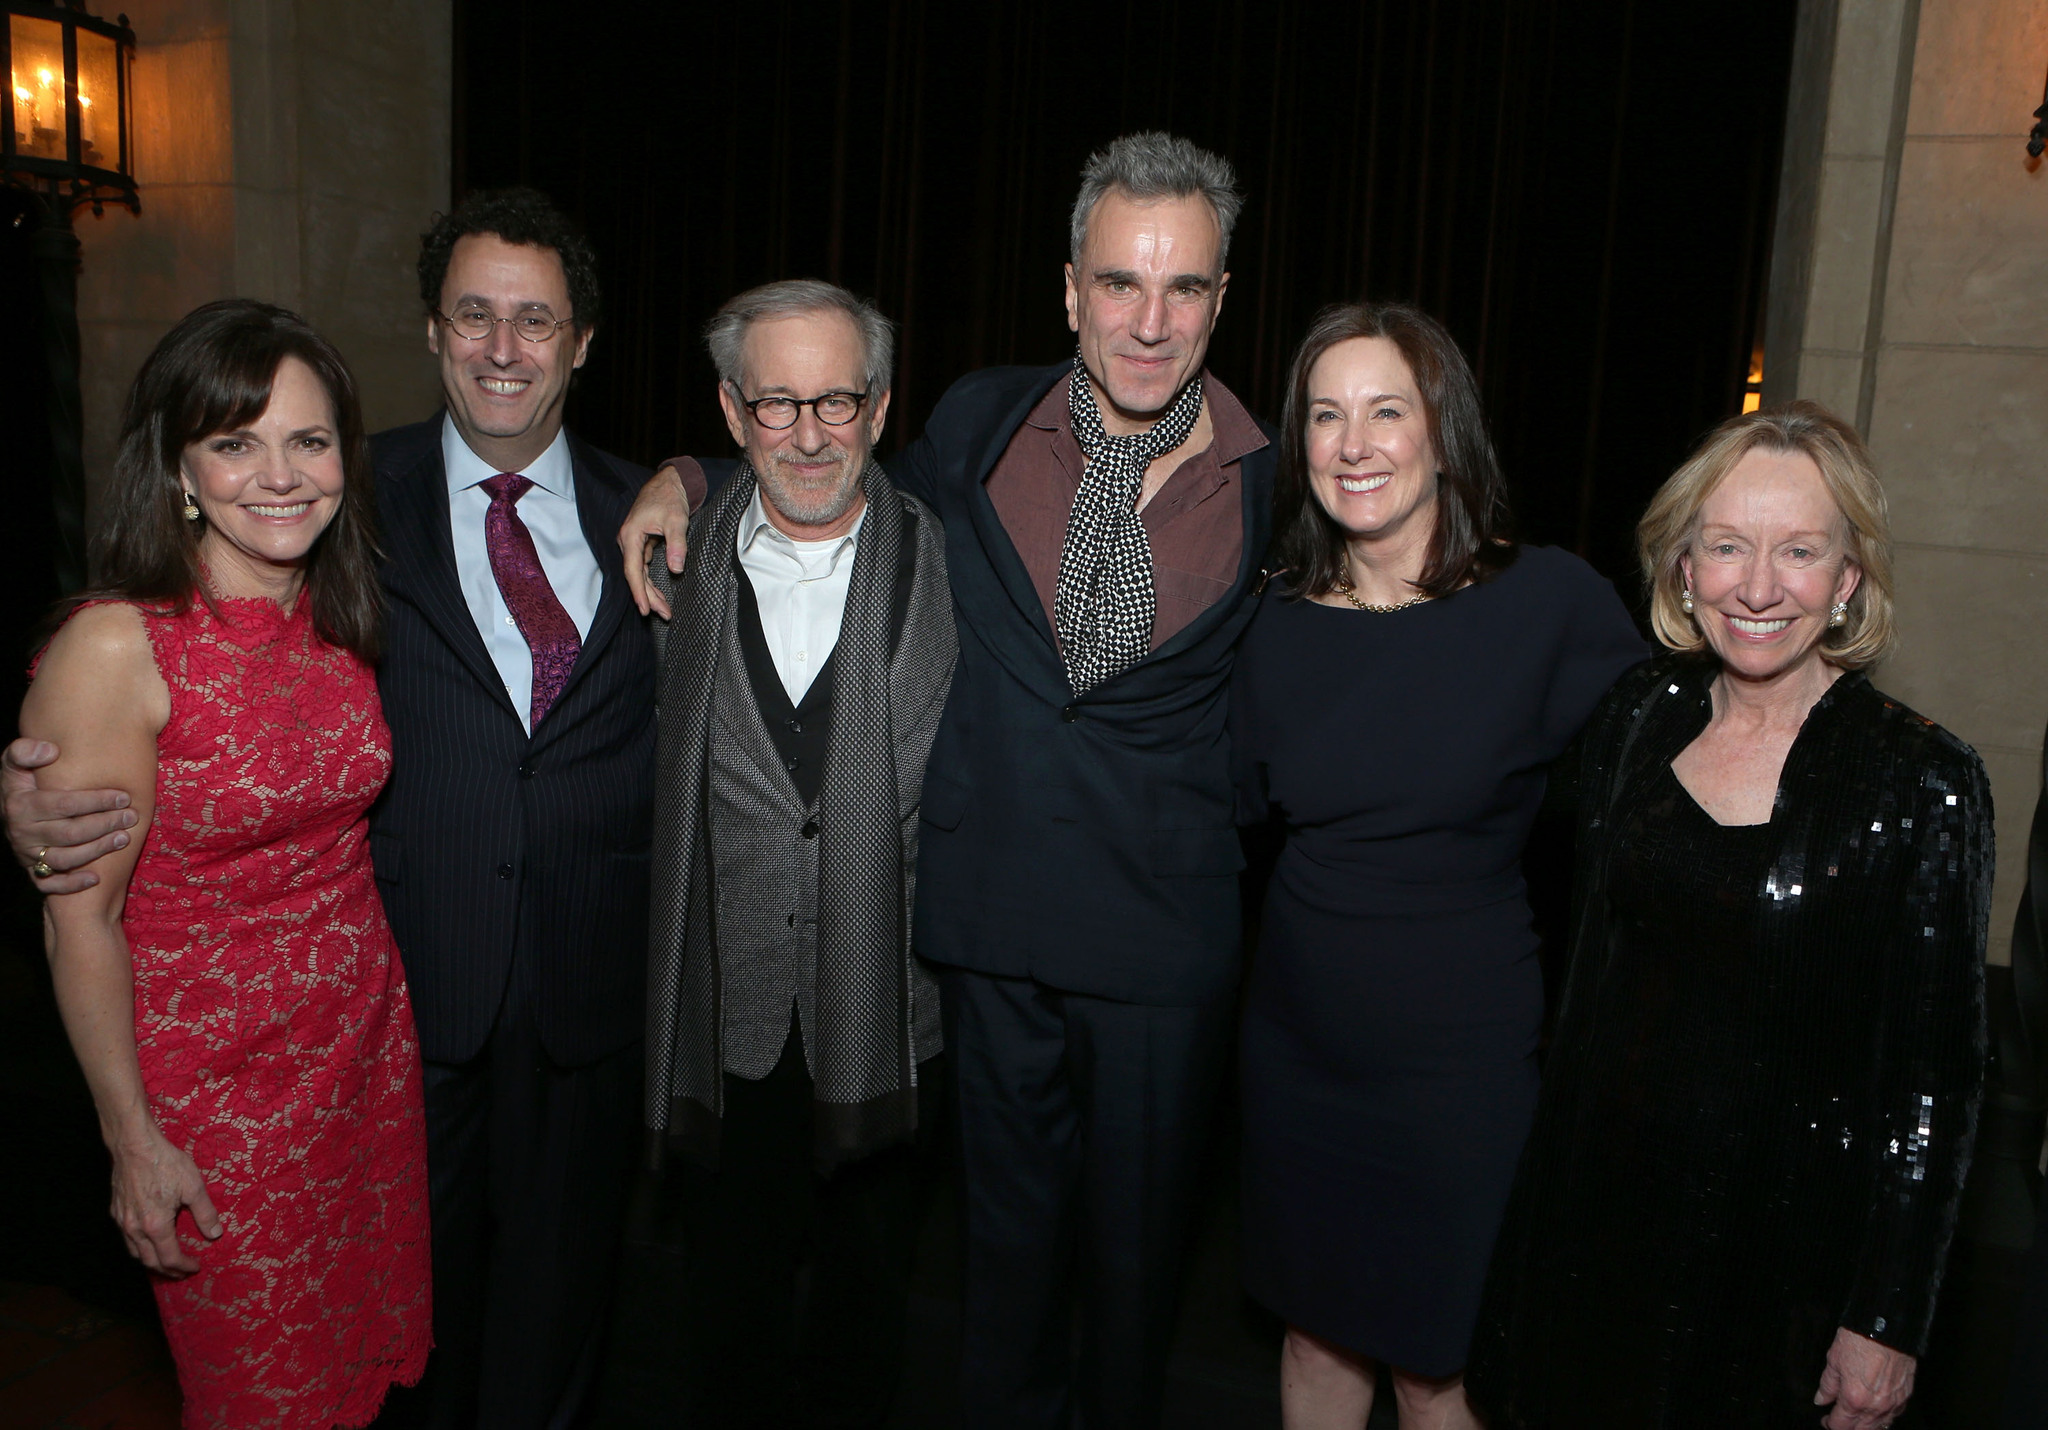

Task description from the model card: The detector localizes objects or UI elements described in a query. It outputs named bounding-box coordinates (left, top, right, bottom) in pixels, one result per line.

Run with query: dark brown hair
left=1273, top=301, right=1517, bottom=600
left=64, top=299, right=383, bottom=659
left=418, top=186, right=602, bottom=332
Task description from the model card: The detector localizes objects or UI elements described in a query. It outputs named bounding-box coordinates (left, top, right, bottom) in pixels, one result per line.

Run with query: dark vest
left=704, top=531, right=933, bottom=1082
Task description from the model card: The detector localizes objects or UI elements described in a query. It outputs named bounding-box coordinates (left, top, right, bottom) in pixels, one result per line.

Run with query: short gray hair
left=703, top=279, right=896, bottom=397
left=1068, top=131, right=1243, bottom=272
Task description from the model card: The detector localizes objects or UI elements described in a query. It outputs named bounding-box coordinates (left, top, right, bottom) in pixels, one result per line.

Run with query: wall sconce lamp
left=3, top=2, right=139, bottom=594
left=4, top=1, right=137, bottom=214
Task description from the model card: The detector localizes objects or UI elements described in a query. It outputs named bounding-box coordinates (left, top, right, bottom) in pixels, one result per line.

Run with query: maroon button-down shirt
left=985, top=370, right=1268, bottom=651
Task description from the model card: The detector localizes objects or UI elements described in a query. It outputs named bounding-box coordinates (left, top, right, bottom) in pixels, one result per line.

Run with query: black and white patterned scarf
left=1055, top=355, right=1206, bottom=693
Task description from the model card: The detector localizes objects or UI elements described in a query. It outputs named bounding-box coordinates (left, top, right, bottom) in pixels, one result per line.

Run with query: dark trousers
left=382, top=1000, right=642, bottom=1430
left=2006, top=1185, right=2048, bottom=1429
left=940, top=967, right=1233, bottom=1430
left=675, top=1023, right=942, bottom=1429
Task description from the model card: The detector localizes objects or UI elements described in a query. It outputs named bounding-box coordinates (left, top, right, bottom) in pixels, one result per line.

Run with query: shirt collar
left=1028, top=367, right=1270, bottom=468
left=737, top=484, right=866, bottom=560
left=441, top=414, right=576, bottom=502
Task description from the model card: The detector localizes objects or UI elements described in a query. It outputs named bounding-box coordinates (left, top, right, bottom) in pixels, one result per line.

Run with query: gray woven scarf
left=1055, top=355, right=1206, bottom=693
left=644, top=457, right=956, bottom=1170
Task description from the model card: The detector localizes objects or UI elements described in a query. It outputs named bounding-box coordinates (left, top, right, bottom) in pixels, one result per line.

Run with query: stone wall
left=1768, top=0, right=2048, bottom=962
left=69, top=0, right=451, bottom=519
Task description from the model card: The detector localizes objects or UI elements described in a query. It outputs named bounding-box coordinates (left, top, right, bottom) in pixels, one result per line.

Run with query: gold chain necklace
left=1334, top=573, right=1431, bottom=614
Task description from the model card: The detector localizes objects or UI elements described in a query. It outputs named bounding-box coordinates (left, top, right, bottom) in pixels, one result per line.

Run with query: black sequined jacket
left=1470, top=653, right=1992, bottom=1423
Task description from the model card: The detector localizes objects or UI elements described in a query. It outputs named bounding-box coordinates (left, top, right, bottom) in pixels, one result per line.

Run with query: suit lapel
left=380, top=428, right=520, bottom=718
left=530, top=434, right=634, bottom=748
left=964, top=365, right=1067, bottom=655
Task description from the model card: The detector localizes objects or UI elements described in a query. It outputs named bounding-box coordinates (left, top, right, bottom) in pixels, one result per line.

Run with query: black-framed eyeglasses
left=730, top=385, right=870, bottom=430
left=435, top=304, right=576, bottom=344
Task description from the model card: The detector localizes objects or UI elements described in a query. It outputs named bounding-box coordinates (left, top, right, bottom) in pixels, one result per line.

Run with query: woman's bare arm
left=23, top=604, right=221, bottom=1276
left=3, top=737, right=136, bottom=892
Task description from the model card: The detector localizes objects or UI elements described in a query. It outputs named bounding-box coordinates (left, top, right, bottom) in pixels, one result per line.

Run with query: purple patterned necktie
left=480, top=472, right=581, bottom=728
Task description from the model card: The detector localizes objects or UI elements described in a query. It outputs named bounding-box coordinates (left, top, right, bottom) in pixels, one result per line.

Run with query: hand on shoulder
left=619, top=464, right=699, bottom=620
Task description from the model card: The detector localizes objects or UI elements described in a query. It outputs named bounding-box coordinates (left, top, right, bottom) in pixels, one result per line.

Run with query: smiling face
left=716, top=307, right=889, bottom=541
left=181, top=355, right=347, bottom=597
left=1303, top=336, right=1441, bottom=559
left=429, top=232, right=592, bottom=472
left=1063, top=190, right=1228, bottom=432
left=1680, top=446, right=1861, bottom=683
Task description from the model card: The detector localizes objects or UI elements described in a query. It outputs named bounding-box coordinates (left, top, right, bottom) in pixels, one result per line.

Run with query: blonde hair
left=1636, top=400, right=1896, bottom=669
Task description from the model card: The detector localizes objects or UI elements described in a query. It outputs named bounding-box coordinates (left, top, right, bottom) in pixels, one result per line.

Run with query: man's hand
left=4, top=738, right=135, bottom=894
left=618, top=464, right=694, bottom=619
left=1815, top=1326, right=1915, bottom=1430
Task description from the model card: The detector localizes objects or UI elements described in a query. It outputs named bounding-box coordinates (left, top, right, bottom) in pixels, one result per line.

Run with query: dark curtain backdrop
left=453, top=0, right=1794, bottom=586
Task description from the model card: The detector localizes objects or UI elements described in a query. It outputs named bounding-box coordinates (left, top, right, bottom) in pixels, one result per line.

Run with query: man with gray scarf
left=643, top=279, right=955, bottom=1428
left=624, top=134, right=1274, bottom=1429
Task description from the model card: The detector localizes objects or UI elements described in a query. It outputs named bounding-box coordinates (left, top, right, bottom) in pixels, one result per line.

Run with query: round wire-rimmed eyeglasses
left=434, top=305, right=576, bottom=343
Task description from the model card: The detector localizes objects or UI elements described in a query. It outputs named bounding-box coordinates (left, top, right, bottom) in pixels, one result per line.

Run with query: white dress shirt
left=736, top=487, right=866, bottom=704
left=443, top=417, right=603, bottom=732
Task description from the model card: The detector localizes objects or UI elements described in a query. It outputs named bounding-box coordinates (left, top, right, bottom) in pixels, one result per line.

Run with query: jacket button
left=786, top=718, right=803, bottom=734
left=801, top=819, right=820, bottom=839
left=518, top=762, right=535, bottom=779
left=1061, top=704, right=1078, bottom=723
left=497, top=863, right=514, bottom=880
left=785, top=757, right=801, bottom=773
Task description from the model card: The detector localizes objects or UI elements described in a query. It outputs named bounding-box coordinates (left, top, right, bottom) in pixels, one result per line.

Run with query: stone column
left=68, top=0, right=451, bottom=526
left=1768, top=0, right=2048, bottom=962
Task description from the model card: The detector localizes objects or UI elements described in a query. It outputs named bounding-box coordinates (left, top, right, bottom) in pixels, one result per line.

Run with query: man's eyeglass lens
left=442, top=306, right=570, bottom=343
left=746, top=393, right=867, bottom=430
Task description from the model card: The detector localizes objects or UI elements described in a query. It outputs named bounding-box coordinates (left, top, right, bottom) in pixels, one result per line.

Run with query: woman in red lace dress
left=22, top=299, right=431, bottom=1428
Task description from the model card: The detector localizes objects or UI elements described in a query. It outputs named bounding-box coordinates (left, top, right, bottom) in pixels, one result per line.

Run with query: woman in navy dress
left=1230, top=302, right=1643, bottom=1427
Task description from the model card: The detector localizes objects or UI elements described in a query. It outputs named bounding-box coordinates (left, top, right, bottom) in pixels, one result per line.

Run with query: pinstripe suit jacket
left=368, top=415, right=657, bottom=1066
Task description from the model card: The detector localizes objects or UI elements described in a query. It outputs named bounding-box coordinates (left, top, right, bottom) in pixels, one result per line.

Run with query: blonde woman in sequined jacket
left=1468, top=401, right=1990, bottom=1430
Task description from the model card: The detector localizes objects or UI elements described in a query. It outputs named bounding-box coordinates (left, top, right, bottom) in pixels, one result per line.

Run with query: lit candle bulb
left=36, top=67, right=55, bottom=153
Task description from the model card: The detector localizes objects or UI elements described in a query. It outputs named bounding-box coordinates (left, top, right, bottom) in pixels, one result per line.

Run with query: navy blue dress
left=1229, top=545, right=1644, bottom=1374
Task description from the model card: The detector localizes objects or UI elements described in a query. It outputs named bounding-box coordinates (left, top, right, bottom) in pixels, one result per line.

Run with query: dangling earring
left=1680, top=588, right=1695, bottom=615
left=1828, top=601, right=1848, bottom=628
left=181, top=490, right=202, bottom=523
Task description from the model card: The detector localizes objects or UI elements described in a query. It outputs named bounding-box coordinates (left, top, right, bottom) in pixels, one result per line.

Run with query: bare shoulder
left=24, top=603, right=172, bottom=744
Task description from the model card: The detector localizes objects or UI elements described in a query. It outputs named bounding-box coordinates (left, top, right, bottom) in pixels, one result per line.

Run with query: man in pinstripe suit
left=360, top=188, right=657, bottom=1430
left=6, top=188, right=655, bottom=1430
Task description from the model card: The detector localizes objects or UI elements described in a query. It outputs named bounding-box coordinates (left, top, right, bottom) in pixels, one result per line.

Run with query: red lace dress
left=113, top=592, right=431, bottom=1427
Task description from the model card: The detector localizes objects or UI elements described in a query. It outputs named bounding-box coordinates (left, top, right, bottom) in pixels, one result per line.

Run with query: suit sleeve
left=1227, top=613, right=1272, bottom=828
left=1840, top=742, right=1992, bottom=1355
left=884, top=433, right=942, bottom=509
left=1543, top=556, right=1650, bottom=754
left=649, top=455, right=743, bottom=510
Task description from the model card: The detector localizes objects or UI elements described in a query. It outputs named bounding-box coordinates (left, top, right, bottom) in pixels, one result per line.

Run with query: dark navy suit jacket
left=368, top=416, right=656, bottom=1066
left=888, top=364, right=1277, bottom=1007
